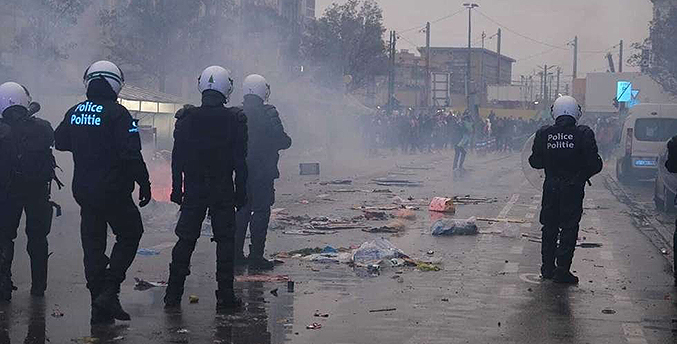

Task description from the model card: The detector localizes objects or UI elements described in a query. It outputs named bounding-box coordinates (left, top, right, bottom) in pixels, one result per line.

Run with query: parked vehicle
left=617, top=104, right=677, bottom=183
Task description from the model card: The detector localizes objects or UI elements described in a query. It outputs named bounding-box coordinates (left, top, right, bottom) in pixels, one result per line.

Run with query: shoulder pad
left=236, top=110, right=247, bottom=123
left=577, top=124, right=595, bottom=135
left=175, top=104, right=196, bottom=119
left=263, top=104, right=279, bottom=117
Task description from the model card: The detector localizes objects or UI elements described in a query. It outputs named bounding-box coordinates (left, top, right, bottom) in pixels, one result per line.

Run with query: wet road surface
left=3, top=150, right=677, bottom=343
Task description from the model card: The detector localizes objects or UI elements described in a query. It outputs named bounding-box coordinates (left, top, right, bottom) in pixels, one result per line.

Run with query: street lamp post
left=463, top=3, right=479, bottom=114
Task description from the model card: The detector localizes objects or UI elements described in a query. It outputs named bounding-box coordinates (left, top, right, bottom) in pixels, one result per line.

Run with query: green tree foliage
left=11, top=0, right=92, bottom=64
left=630, top=7, right=677, bottom=95
left=302, top=0, right=387, bottom=91
left=100, top=0, right=237, bottom=92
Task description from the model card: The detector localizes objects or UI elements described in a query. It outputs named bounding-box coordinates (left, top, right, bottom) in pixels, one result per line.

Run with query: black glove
left=170, top=189, right=183, bottom=205
left=235, top=189, right=247, bottom=210
left=139, top=183, right=152, bottom=208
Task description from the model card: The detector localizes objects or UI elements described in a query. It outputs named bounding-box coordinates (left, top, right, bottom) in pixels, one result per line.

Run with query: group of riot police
left=0, top=60, right=290, bottom=325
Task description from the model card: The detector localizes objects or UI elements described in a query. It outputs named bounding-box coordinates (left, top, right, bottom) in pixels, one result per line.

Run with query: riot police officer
left=55, top=61, right=152, bottom=324
left=0, top=82, right=57, bottom=300
left=664, top=136, right=677, bottom=285
left=165, top=66, right=248, bottom=311
left=529, top=96, right=602, bottom=284
left=235, top=74, right=291, bottom=270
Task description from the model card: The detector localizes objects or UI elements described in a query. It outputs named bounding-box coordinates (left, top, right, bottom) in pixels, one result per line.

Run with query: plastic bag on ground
left=431, top=217, right=478, bottom=236
left=352, top=238, right=405, bottom=266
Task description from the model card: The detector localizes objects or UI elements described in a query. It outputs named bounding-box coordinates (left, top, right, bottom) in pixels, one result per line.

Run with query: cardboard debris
left=395, top=209, right=416, bottom=220
left=363, top=220, right=406, bottom=233
left=235, top=274, right=290, bottom=283
left=429, top=197, right=456, bottom=213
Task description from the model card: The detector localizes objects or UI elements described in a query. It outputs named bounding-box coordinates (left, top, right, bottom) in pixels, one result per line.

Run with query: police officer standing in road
left=664, top=135, right=677, bottom=285
left=165, top=66, right=248, bottom=311
left=55, top=61, right=152, bottom=324
left=0, top=82, right=58, bottom=301
left=529, top=96, right=603, bottom=284
left=235, top=74, right=292, bottom=270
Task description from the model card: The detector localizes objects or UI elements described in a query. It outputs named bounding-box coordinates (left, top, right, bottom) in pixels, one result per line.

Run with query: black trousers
left=79, top=195, right=143, bottom=295
left=0, top=182, right=53, bottom=292
left=235, top=179, right=275, bottom=258
left=453, top=146, right=467, bottom=169
left=539, top=178, right=585, bottom=272
left=170, top=195, right=236, bottom=289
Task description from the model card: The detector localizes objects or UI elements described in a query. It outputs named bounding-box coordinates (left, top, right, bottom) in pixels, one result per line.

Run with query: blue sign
left=617, top=81, right=632, bottom=102
left=627, top=89, right=640, bottom=109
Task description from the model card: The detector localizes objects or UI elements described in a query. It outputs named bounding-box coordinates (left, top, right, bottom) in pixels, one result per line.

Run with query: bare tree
left=630, top=7, right=677, bottom=95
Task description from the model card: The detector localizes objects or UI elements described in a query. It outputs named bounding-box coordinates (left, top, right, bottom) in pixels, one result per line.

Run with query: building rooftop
left=418, top=47, right=516, bottom=63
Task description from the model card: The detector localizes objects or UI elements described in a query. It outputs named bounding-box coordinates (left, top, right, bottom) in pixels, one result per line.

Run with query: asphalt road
left=3, top=150, right=677, bottom=344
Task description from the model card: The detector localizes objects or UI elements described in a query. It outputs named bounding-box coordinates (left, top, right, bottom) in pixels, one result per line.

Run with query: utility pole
left=619, top=39, right=624, bottom=73
left=387, top=31, right=397, bottom=115
left=556, top=67, right=561, bottom=97
left=572, top=36, right=578, bottom=83
left=425, top=22, right=431, bottom=108
left=548, top=72, right=553, bottom=101
left=481, top=31, right=486, bottom=104
left=496, top=28, right=502, bottom=84
left=464, top=3, right=479, bottom=112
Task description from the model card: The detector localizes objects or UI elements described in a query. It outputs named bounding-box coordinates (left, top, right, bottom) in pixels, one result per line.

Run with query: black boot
left=247, top=244, right=274, bottom=271
left=553, top=268, right=579, bottom=284
left=248, top=256, right=275, bottom=270
left=93, top=284, right=130, bottom=321
left=164, top=268, right=186, bottom=309
left=90, top=289, right=114, bottom=325
left=215, top=289, right=242, bottom=312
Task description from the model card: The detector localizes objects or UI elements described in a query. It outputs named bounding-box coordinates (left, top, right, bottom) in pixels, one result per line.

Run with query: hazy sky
left=316, top=0, right=654, bottom=83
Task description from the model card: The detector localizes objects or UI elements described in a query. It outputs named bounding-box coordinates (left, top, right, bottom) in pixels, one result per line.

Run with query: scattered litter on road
left=77, top=336, right=100, bottom=344
left=390, top=258, right=405, bottom=267
left=429, top=197, right=456, bottom=213
left=51, top=308, right=64, bottom=318
left=476, top=217, right=528, bottom=224
left=235, top=274, right=290, bottom=283
left=363, top=210, right=388, bottom=220
left=353, top=238, right=405, bottom=266
left=661, top=248, right=668, bottom=255
left=188, top=295, right=199, bottom=303
left=496, top=222, right=520, bottom=238
left=353, top=205, right=400, bottom=211
left=372, top=189, right=392, bottom=193
left=431, top=217, right=478, bottom=236
left=134, top=277, right=167, bottom=290
left=441, top=298, right=449, bottom=302
left=369, top=308, right=397, bottom=313
left=176, top=328, right=190, bottom=334
left=417, top=262, right=441, bottom=272
left=283, top=229, right=338, bottom=236
left=395, top=209, right=416, bottom=220
left=270, top=288, right=279, bottom=297
left=601, top=309, right=616, bottom=315
left=372, top=178, right=423, bottom=187
left=306, top=323, right=323, bottom=330
left=453, top=196, right=498, bottom=205
left=288, top=281, right=295, bottom=292
left=320, top=179, right=352, bottom=185
left=314, top=312, right=330, bottom=318
left=363, top=220, right=406, bottom=234
left=279, top=247, right=323, bottom=256
left=137, top=248, right=160, bottom=256
left=578, top=243, right=603, bottom=248
left=427, top=250, right=434, bottom=255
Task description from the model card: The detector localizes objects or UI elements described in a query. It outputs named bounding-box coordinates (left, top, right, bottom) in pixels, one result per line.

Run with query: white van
left=616, top=103, right=677, bottom=183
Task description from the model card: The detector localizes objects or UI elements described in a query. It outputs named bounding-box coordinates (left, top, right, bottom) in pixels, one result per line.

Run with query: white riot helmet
left=551, top=95, right=582, bottom=121
left=198, top=66, right=234, bottom=101
left=0, top=82, right=32, bottom=116
left=83, top=60, right=125, bottom=95
left=243, top=74, right=271, bottom=102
